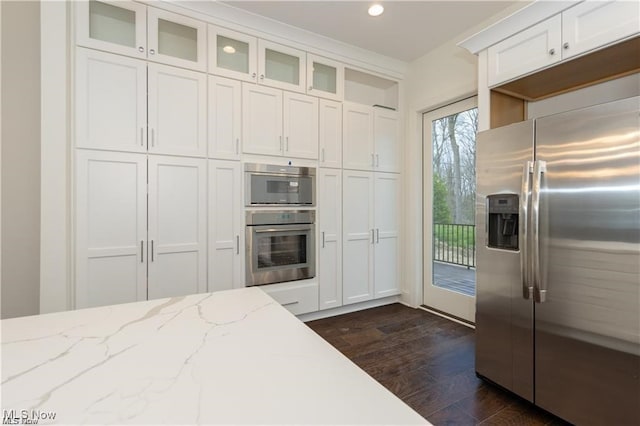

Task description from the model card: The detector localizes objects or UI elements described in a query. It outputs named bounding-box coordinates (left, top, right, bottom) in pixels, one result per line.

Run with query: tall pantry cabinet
left=74, top=1, right=209, bottom=308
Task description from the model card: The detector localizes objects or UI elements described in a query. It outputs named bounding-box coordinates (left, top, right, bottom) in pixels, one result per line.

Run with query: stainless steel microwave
left=245, top=163, right=315, bottom=206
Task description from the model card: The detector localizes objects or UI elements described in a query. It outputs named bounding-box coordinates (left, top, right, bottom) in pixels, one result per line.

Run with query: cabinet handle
left=548, top=48, right=555, bottom=55
left=286, top=136, right=289, bottom=152
left=376, top=154, right=380, bottom=167
left=151, top=240, right=155, bottom=262
left=279, top=136, right=283, bottom=151
left=236, top=235, right=240, bottom=255
left=563, top=42, right=570, bottom=50
left=140, top=128, right=144, bottom=146
left=376, top=228, right=380, bottom=244
left=138, top=46, right=145, bottom=53
left=151, top=129, right=155, bottom=147
left=371, top=153, right=375, bottom=167
left=236, top=138, right=239, bottom=155
left=322, top=231, right=325, bottom=248
left=149, top=48, right=155, bottom=55
left=282, top=300, right=299, bottom=307
left=141, top=240, right=144, bottom=262
left=321, top=148, right=325, bottom=163
left=371, top=229, right=375, bottom=244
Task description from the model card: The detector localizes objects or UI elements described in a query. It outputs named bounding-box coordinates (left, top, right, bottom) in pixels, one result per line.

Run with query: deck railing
left=433, top=223, right=476, bottom=268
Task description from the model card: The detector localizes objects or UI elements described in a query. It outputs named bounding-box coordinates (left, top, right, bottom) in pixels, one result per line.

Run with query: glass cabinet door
left=258, top=39, right=306, bottom=93
left=208, top=25, right=258, bottom=83
left=76, top=0, right=147, bottom=59
left=147, top=6, right=207, bottom=72
left=307, top=54, right=344, bottom=101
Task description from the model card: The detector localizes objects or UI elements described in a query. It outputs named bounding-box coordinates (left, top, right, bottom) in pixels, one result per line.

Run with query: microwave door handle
left=521, top=161, right=533, bottom=300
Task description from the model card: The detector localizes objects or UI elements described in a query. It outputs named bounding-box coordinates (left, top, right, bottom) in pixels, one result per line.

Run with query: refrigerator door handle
left=532, top=160, right=547, bottom=303
left=520, top=161, right=533, bottom=299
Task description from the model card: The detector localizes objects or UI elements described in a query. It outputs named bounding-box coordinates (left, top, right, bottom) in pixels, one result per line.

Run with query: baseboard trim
left=298, top=296, right=400, bottom=322
left=420, top=305, right=476, bottom=329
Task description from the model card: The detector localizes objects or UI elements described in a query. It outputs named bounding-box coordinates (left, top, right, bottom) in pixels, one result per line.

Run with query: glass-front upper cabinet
left=307, top=54, right=344, bottom=101
left=147, top=7, right=207, bottom=72
left=76, top=0, right=147, bottom=59
left=258, top=40, right=306, bottom=93
left=76, top=1, right=207, bottom=71
left=208, top=25, right=258, bottom=83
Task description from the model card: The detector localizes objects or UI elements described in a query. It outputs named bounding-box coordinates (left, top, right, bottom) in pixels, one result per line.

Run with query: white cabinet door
left=258, top=39, right=306, bottom=93
left=208, top=76, right=242, bottom=160
left=208, top=25, right=258, bottom=83
left=374, top=173, right=400, bottom=298
left=487, top=15, right=562, bottom=86
left=283, top=92, right=319, bottom=159
left=343, top=102, right=374, bottom=171
left=562, top=0, right=640, bottom=60
left=342, top=170, right=374, bottom=305
left=147, top=156, right=207, bottom=300
left=318, top=169, right=342, bottom=310
left=307, top=54, right=344, bottom=101
left=75, top=150, right=147, bottom=309
left=208, top=160, right=244, bottom=292
left=75, top=0, right=147, bottom=59
left=374, top=108, right=401, bottom=173
left=319, top=99, right=342, bottom=168
left=148, top=63, right=207, bottom=157
left=147, top=6, right=207, bottom=72
left=75, top=48, right=147, bottom=152
left=242, top=83, right=283, bottom=156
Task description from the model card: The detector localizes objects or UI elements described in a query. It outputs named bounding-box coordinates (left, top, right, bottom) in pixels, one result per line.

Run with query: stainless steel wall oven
left=245, top=210, right=315, bottom=286
left=245, top=163, right=315, bottom=206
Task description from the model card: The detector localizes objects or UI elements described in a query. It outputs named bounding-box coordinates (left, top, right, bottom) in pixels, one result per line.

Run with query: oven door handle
left=254, top=227, right=311, bottom=233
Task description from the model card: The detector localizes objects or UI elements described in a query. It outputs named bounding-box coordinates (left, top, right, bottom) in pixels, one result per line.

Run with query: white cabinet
left=208, top=160, right=244, bottom=292
left=318, top=169, right=342, bottom=310
left=487, top=15, right=562, bottom=87
left=208, top=25, right=258, bottom=83
left=374, top=108, right=401, bottom=173
left=242, top=84, right=283, bottom=156
left=343, top=103, right=374, bottom=171
left=258, top=39, right=306, bottom=93
left=283, top=92, right=319, bottom=159
left=319, top=100, right=342, bottom=168
left=75, top=48, right=147, bottom=152
left=148, top=63, right=207, bottom=157
left=262, top=281, right=319, bottom=315
left=147, top=156, right=207, bottom=300
left=76, top=1, right=207, bottom=71
left=343, top=103, right=400, bottom=172
left=75, top=150, right=147, bottom=309
left=209, top=76, right=242, bottom=160
left=76, top=48, right=206, bottom=157
left=242, top=84, right=319, bottom=159
left=342, top=170, right=400, bottom=305
left=561, top=0, right=640, bottom=60
left=307, top=54, right=344, bottom=101
left=488, top=1, right=640, bottom=87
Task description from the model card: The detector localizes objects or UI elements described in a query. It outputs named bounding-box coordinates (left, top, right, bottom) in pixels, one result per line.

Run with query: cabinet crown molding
left=458, top=0, right=578, bottom=55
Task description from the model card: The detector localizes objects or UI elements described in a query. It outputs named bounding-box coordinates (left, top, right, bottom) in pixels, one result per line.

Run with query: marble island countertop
left=2, top=287, right=429, bottom=425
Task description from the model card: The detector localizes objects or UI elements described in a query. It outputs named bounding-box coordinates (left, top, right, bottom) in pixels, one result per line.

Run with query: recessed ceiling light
left=368, top=4, right=384, bottom=17
left=223, top=45, right=236, bottom=54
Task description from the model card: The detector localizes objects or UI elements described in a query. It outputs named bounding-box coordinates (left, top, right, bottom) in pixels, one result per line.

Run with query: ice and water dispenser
left=487, top=194, right=519, bottom=251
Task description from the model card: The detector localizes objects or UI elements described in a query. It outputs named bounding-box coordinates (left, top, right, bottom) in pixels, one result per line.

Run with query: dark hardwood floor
left=307, top=304, right=570, bottom=426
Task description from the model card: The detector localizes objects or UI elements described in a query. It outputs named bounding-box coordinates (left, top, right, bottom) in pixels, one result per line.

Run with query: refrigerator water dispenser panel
left=487, top=194, right=519, bottom=250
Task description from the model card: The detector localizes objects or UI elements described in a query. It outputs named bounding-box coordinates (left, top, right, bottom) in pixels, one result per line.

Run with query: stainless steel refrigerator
left=475, top=96, right=639, bottom=425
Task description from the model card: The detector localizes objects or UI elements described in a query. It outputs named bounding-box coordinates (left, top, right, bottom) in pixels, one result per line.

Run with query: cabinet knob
left=149, top=49, right=156, bottom=55
left=563, top=42, right=570, bottom=49
left=260, top=74, right=264, bottom=80
left=309, top=86, right=313, bottom=91
left=548, top=48, right=555, bottom=56
left=138, top=46, right=145, bottom=53
left=252, top=72, right=257, bottom=79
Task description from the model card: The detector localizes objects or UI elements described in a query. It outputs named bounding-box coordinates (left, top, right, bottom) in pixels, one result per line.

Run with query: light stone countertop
left=1, top=287, right=430, bottom=425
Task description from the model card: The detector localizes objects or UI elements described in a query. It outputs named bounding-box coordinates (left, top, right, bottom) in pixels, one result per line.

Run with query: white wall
left=1, top=1, right=41, bottom=319
left=400, top=2, right=528, bottom=307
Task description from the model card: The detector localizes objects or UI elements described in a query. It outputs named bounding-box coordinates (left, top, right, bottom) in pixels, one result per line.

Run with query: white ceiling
left=221, top=1, right=524, bottom=62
